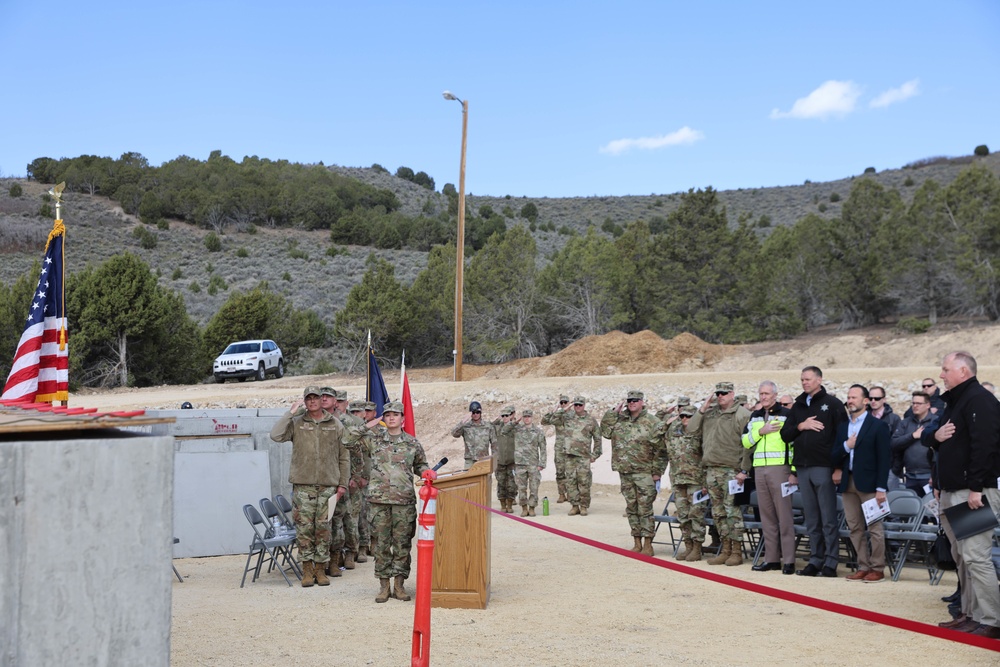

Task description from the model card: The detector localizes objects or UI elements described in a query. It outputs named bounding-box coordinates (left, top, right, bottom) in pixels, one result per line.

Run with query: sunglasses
left=780, top=402, right=793, bottom=407
left=922, top=384, right=935, bottom=388
left=559, top=401, right=569, bottom=404
left=870, top=396, right=884, bottom=401
left=471, top=410, right=481, bottom=414
left=715, top=391, right=730, bottom=396
left=626, top=398, right=641, bottom=403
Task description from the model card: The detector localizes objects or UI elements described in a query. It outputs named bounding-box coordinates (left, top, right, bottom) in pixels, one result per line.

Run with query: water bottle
left=542, top=496, right=549, bottom=516
left=271, top=516, right=281, bottom=536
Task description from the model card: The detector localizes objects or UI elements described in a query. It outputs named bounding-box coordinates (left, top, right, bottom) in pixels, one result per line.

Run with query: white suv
left=213, top=339, right=284, bottom=383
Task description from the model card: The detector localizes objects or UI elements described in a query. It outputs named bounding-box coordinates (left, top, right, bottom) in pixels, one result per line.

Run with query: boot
left=392, top=575, right=411, bottom=601
left=630, top=536, right=643, bottom=552
left=708, top=526, right=721, bottom=551
left=684, top=540, right=703, bottom=562
left=725, top=539, right=744, bottom=566
left=708, top=538, right=731, bottom=565
left=527, top=506, right=536, bottom=517
left=328, top=556, right=342, bottom=578
left=676, top=539, right=693, bottom=561
left=579, top=507, right=588, bottom=516
left=568, top=505, right=580, bottom=516
left=356, top=546, right=368, bottom=563
left=641, top=537, right=654, bottom=557
left=504, top=499, right=513, bottom=513
left=557, top=493, right=568, bottom=504
left=376, top=578, right=391, bottom=603
left=520, top=505, right=529, bottom=517
left=344, top=551, right=356, bottom=570
left=300, top=561, right=315, bottom=588
left=314, top=562, right=330, bottom=586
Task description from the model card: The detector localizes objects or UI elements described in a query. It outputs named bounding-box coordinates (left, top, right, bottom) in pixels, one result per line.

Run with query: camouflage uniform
left=661, top=412, right=706, bottom=544
left=492, top=408, right=518, bottom=503
left=269, top=390, right=352, bottom=566
left=361, top=420, right=429, bottom=581
left=502, top=413, right=547, bottom=509
left=601, top=395, right=666, bottom=538
left=541, top=394, right=571, bottom=500
left=452, top=419, right=495, bottom=469
left=545, top=398, right=601, bottom=510
left=332, top=407, right=370, bottom=560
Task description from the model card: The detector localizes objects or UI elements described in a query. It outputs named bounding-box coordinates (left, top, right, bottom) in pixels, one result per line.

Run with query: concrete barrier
left=0, top=431, right=173, bottom=667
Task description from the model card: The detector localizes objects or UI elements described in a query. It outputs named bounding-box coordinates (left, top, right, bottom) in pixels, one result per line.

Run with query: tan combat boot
left=329, top=555, right=342, bottom=578
left=707, top=538, right=731, bottom=565
left=725, top=539, right=744, bottom=566
left=557, top=493, right=568, bottom=503
left=641, top=537, right=654, bottom=557
left=520, top=505, right=529, bottom=517
left=392, top=575, right=411, bottom=601
left=375, top=578, right=391, bottom=603
left=300, top=561, right=315, bottom=588
left=676, top=539, right=693, bottom=561
left=356, top=546, right=368, bottom=563
left=314, top=562, right=330, bottom=586
left=630, top=536, right=643, bottom=552
left=685, top=540, right=703, bottom=562
left=504, top=499, right=513, bottom=513
left=344, top=552, right=356, bottom=570
left=568, top=506, right=580, bottom=516
left=579, top=507, right=588, bottom=516
left=527, top=506, right=536, bottom=517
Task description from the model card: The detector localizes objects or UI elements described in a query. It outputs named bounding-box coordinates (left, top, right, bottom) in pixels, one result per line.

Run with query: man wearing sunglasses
left=452, top=400, right=495, bottom=470
left=542, top=395, right=573, bottom=504
left=601, top=390, right=667, bottom=556
left=889, top=391, right=938, bottom=497
left=687, top=382, right=752, bottom=566
left=868, top=386, right=903, bottom=491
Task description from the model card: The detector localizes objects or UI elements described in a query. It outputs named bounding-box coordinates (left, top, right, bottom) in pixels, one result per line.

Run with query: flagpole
left=366, top=330, right=371, bottom=401
left=400, top=350, right=406, bottom=398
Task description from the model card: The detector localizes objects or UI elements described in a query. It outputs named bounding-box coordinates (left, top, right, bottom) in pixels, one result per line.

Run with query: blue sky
left=1, top=1, right=997, bottom=197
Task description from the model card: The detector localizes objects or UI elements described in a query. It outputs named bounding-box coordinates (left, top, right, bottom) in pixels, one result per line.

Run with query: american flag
left=1, top=220, right=69, bottom=403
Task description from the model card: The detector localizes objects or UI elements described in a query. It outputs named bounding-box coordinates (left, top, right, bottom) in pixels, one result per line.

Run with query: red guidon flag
left=401, top=352, right=415, bottom=436
left=2, top=220, right=69, bottom=403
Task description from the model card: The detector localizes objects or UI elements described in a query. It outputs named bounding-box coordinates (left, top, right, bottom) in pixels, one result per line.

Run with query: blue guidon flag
left=366, top=344, right=390, bottom=418
left=2, top=220, right=69, bottom=403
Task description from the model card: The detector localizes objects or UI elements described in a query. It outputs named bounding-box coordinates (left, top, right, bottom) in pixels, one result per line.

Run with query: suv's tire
left=276, top=359, right=285, bottom=378
left=215, top=375, right=225, bottom=384
left=256, top=363, right=266, bottom=382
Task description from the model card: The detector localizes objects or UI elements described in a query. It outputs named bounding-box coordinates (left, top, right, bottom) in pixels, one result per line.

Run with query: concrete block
left=175, top=436, right=255, bottom=454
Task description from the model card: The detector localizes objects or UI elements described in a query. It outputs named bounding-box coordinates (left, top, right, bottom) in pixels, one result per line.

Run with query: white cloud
left=599, top=126, right=705, bottom=155
left=770, top=80, right=862, bottom=120
left=870, top=79, right=920, bottom=108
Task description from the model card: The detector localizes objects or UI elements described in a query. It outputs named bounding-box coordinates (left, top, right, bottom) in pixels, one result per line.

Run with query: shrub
left=246, top=224, right=257, bottom=235
left=131, top=226, right=157, bottom=249
left=9, top=183, right=22, bottom=197
left=520, top=202, right=538, bottom=222
left=903, top=176, right=915, bottom=187
left=818, top=203, right=828, bottom=213
left=282, top=271, right=291, bottom=281
left=207, top=274, right=227, bottom=296
left=171, top=267, right=183, bottom=280
left=895, top=317, right=931, bottom=334
left=204, top=232, right=222, bottom=252
left=39, top=202, right=53, bottom=218
left=558, top=225, right=572, bottom=235
left=189, top=281, right=201, bottom=293
left=311, top=359, right=337, bottom=375
left=829, top=192, right=841, bottom=203
left=326, top=245, right=348, bottom=258
left=974, top=144, right=990, bottom=157
left=206, top=262, right=214, bottom=274
left=156, top=219, right=169, bottom=230
left=864, top=166, right=876, bottom=174
left=236, top=247, right=249, bottom=258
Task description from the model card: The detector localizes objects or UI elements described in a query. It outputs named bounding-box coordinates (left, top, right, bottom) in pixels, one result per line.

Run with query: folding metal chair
left=240, top=504, right=301, bottom=587
left=884, top=495, right=940, bottom=583
left=172, top=537, right=184, bottom=583
left=741, top=490, right=765, bottom=565
left=273, top=494, right=297, bottom=532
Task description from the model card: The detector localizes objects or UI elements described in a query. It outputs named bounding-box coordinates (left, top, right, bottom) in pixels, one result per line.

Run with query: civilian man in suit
left=832, top=384, right=891, bottom=583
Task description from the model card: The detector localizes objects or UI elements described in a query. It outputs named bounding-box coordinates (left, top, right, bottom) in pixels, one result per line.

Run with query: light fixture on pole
left=442, top=90, right=468, bottom=382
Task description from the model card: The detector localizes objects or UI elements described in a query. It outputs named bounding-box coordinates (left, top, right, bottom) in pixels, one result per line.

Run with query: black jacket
left=922, top=376, right=1000, bottom=493
left=780, top=385, right=847, bottom=469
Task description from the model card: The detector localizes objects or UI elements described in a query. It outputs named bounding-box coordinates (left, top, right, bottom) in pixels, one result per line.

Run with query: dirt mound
left=483, top=330, right=726, bottom=379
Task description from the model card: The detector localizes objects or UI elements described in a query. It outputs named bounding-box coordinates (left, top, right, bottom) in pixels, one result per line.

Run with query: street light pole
left=443, top=91, right=468, bottom=382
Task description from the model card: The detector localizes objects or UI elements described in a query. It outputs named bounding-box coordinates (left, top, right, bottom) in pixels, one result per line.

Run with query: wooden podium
left=429, top=457, right=492, bottom=609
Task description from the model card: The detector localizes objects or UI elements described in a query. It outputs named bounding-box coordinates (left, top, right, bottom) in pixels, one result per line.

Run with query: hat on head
left=559, top=394, right=570, bottom=402
left=522, top=409, right=534, bottom=417
left=383, top=400, right=404, bottom=414
left=627, top=390, right=644, bottom=400
left=735, top=394, right=748, bottom=404
left=303, top=386, right=322, bottom=398
left=573, top=396, right=586, bottom=405
left=501, top=405, right=515, bottom=416
left=715, top=382, right=735, bottom=394
left=676, top=396, right=691, bottom=407
left=680, top=406, right=695, bottom=417
left=364, top=401, right=376, bottom=411
left=469, top=400, right=482, bottom=412
left=319, top=386, right=336, bottom=397
left=336, top=390, right=347, bottom=401
left=348, top=400, right=365, bottom=412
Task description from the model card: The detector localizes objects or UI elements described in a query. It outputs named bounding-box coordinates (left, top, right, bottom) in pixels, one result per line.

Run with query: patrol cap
left=336, top=390, right=347, bottom=401
left=383, top=400, right=404, bottom=414
left=680, top=406, right=695, bottom=417
left=573, top=396, right=586, bottom=405
left=365, top=401, right=376, bottom=411
left=715, top=382, right=735, bottom=393
left=676, top=396, right=691, bottom=407
left=559, top=394, right=570, bottom=403
left=627, top=390, right=644, bottom=400
left=348, top=400, right=365, bottom=412
left=469, top=401, right=482, bottom=412
left=501, top=405, right=515, bottom=416
left=319, top=386, right=336, bottom=397
left=303, top=386, right=323, bottom=398
left=735, top=394, right=748, bottom=404
left=522, top=409, right=534, bottom=417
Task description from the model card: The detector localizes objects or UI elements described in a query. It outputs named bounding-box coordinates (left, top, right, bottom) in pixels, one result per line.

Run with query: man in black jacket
left=779, top=366, right=847, bottom=577
left=926, top=352, right=1000, bottom=638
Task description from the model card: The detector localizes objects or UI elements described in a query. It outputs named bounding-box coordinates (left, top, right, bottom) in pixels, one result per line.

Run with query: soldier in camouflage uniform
left=541, top=394, right=572, bottom=503
left=354, top=400, right=430, bottom=603
left=686, top=381, right=752, bottom=566
left=601, top=390, right=666, bottom=556
left=332, top=393, right=372, bottom=571
left=660, top=404, right=706, bottom=561
left=347, top=399, right=374, bottom=563
left=452, top=400, right=495, bottom=468
left=318, top=387, right=354, bottom=576
left=545, top=396, right=601, bottom=515
left=269, top=386, right=352, bottom=587
left=502, top=409, right=547, bottom=517
left=492, top=406, right=518, bottom=513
